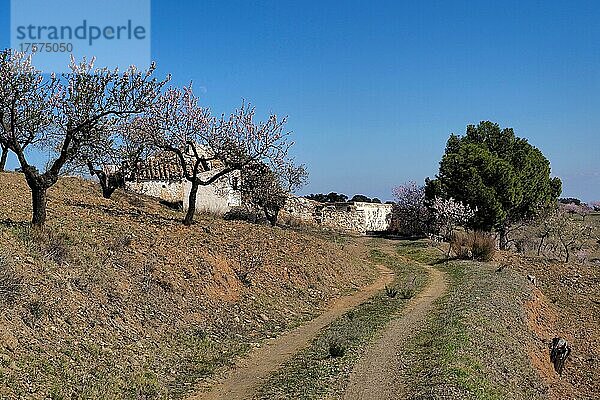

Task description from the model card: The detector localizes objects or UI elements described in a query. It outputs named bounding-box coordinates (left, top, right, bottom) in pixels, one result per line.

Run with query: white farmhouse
left=126, top=152, right=242, bottom=214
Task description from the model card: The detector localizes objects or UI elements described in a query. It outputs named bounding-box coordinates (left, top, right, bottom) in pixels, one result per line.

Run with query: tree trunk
left=102, top=186, right=117, bottom=199
left=499, top=227, right=509, bottom=250
left=537, top=234, right=546, bottom=256
left=98, top=173, right=122, bottom=199
left=95, top=170, right=113, bottom=199
left=264, top=207, right=279, bottom=227
left=31, top=184, right=48, bottom=228
left=88, top=162, right=121, bottom=199
left=184, top=180, right=199, bottom=226
left=0, top=146, right=8, bottom=172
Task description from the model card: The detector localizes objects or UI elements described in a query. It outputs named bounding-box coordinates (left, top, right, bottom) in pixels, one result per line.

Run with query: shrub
left=471, top=231, right=496, bottom=261
left=399, top=288, right=416, bottom=299
left=223, top=207, right=259, bottom=223
left=233, top=245, right=265, bottom=287
left=450, top=231, right=496, bottom=261
left=328, top=340, right=346, bottom=358
left=385, top=285, right=398, bottom=298
left=0, top=254, right=22, bottom=305
left=450, top=231, right=471, bottom=259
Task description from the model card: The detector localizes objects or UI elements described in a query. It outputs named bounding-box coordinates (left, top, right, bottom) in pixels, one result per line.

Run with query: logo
left=11, top=0, right=151, bottom=73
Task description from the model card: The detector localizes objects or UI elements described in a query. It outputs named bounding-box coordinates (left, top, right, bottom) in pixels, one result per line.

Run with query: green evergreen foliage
left=426, top=121, right=562, bottom=247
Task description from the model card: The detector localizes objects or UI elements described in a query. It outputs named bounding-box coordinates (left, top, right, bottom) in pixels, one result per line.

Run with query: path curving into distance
left=188, top=264, right=395, bottom=400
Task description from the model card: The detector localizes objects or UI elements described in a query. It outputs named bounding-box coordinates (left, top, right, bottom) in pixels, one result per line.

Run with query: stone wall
left=320, top=203, right=367, bottom=233
left=282, top=196, right=393, bottom=235
left=280, top=195, right=321, bottom=225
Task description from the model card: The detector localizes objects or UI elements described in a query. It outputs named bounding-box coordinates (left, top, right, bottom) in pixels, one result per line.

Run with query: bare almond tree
left=0, top=50, right=167, bottom=227
left=0, top=143, right=8, bottom=171
left=549, top=209, right=593, bottom=263
left=145, top=86, right=292, bottom=226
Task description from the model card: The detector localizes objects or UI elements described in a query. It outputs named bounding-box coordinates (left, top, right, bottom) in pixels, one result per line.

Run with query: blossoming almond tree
left=145, top=86, right=293, bottom=226
left=391, top=181, right=430, bottom=236
left=560, top=201, right=593, bottom=222
left=241, top=160, right=307, bottom=226
left=73, top=117, right=156, bottom=199
left=0, top=49, right=167, bottom=227
left=431, top=196, right=476, bottom=240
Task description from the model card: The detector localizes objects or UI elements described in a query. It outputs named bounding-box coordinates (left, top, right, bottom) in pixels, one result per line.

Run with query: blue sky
left=1, top=0, right=599, bottom=201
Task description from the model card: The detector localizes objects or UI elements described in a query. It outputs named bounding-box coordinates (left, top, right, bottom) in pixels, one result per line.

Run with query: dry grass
left=394, top=240, right=599, bottom=400
left=396, top=241, right=545, bottom=399
left=0, top=172, right=376, bottom=399
left=450, top=231, right=496, bottom=261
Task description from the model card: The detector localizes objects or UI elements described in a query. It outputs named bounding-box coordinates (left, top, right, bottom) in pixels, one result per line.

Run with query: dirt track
left=189, top=264, right=395, bottom=400
left=343, top=264, right=448, bottom=399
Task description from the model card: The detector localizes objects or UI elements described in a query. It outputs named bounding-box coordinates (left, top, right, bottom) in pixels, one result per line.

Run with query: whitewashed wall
left=126, top=181, right=184, bottom=203
left=355, top=202, right=393, bottom=233
left=183, top=170, right=242, bottom=214
left=126, top=169, right=241, bottom=215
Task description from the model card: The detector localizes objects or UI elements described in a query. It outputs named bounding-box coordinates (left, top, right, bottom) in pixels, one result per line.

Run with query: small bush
left=450, top=231, right=471, bottom=259
left=450, top=231, right=495, bottom=261
left=328, top=340, right=346, bottom=358
left=471, top=231, right=496, bottom=261
left=223, top=207, right=259, bottom=223
left=385, top=285, right=398, bottom=298
left=0, top=255, right=22, bottom=305
left=398, top=288, right=414, bottom=299
left=233, top=245, right=265, bottom=287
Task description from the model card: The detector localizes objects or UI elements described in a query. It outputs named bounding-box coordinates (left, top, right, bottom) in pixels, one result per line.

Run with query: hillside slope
left=0, top=172, right=375, bottom=399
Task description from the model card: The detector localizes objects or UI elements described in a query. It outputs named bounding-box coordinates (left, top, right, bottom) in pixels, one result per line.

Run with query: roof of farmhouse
left=131, top=149, right=225, bottom=182
left=131, top=153, right=185, bottom=181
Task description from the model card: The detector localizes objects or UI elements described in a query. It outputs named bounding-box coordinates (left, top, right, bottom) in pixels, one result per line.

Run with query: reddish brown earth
left=503, top=251, right=600, bottom=399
